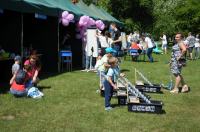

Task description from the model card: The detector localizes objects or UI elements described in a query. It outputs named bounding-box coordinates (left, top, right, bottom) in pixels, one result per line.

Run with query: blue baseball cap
left=14, top=55, right=21, bottom=62
left=105, top=47, right=116, bottom=53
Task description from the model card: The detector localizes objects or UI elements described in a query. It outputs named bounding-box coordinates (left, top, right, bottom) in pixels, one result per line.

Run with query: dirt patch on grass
left=1, top=115, right=15, bottom=120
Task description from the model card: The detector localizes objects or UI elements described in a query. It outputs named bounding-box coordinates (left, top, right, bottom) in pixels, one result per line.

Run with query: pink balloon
left=95, top=20, right=101, bottom=27
left=99, top=24, right=105, bottom=30
left=79, top=16, right=90, bottom=27
left=62, top=11, right=69, bottom=19
left=66, top=14, right=74, bottom=21
left=82, top=16, right=89, bottom=22
left=79, top=20, right=84, bottom=26
left=96, top=20, right=104, bottom=29
left=62, top=18, right=69, bottom=26
left=80, top=30, right=85, bottom=36
left=82, top=21, right=88, bottom=26
left=89, top=18, right=95, bottom=26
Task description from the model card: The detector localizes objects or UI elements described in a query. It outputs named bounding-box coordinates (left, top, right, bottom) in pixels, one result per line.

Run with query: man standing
left=110, top=23, right=122, bottom=57
left=145, top=33, right=154, bottom=62
left=160, top=33, right=168, bottom=54
left=186, top=32, right=196, bottom=60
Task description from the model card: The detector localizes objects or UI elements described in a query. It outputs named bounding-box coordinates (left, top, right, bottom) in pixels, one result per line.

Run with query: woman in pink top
left=24, top=55, right=41, bottom=87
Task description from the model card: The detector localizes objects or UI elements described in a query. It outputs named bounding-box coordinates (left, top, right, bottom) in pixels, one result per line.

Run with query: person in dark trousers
left=110, top=23, right=122, bottom=57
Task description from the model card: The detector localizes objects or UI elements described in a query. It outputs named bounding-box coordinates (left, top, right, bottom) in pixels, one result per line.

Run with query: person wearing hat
left=98, top=47, right=116, bottom=76
left=10, top=55, right=21, bottom=85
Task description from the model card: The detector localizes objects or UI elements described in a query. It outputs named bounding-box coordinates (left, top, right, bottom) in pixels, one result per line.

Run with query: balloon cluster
left=78, top=15, right=95, bottom=27
left=76, top=16, right=105, bottom=40
left=61, top=11, right=74, bottom=26
left=95, top=20, right=105, bottom=31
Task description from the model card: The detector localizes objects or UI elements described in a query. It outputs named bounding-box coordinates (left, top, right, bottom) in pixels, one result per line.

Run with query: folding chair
left=129, top=49, right=139, bottom=61
left=60, top=50, right=72, bottom=72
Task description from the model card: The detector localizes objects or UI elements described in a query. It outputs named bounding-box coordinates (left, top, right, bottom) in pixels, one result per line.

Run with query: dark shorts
left=188, top=47, right=194, bottom=53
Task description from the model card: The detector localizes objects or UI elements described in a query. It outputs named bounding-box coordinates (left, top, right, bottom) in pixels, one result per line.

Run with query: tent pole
left=21, top=13, right=24, bottom=58
left=57, top=17, right=60, bottom=72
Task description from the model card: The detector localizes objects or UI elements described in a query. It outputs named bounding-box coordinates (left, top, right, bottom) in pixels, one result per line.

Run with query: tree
left=175, top=0, right=200, bottom=34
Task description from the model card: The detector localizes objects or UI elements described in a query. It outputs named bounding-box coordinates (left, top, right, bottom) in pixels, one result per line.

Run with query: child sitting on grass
left=10, top=56, right=21, bottom=84
left=10, top=65, right=31, bottom=97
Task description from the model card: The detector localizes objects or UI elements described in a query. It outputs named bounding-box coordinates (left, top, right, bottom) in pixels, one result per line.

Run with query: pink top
left=24, top=60, right=39, bottom=79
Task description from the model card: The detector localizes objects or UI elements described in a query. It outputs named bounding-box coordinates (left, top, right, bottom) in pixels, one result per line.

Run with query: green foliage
left=96, top=0, right=200, bottom=35
left=175, top=0, right=200, bottom=33
left=82, top=0, right=93, bottom=5
left=97, top=0, right=154, bottom=32
left=152, top=0, right=200, bottom=36
left=124, top=18, right=141, bottom=33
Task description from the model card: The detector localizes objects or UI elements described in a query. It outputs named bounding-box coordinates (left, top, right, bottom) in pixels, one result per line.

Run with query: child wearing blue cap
left=96, top=47, right=116, bottom=92
left=10, top=56, right=21, bottom=84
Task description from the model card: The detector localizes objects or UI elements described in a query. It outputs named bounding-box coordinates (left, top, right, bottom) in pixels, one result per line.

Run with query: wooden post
left=135, top=68, right=137, bottom=84
left=57, top=18, right=60, bottom=72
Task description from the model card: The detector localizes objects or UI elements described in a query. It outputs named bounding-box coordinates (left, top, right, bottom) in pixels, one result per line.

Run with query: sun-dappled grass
left=1, top=53, right=200, bottom=132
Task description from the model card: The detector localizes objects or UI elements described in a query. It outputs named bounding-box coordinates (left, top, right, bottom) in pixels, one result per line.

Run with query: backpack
left=15, top=69, right=26, bottom=84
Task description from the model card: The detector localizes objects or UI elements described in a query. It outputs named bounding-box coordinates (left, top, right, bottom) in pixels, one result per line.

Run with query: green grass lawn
left=1, top=53, right=200, bottom=132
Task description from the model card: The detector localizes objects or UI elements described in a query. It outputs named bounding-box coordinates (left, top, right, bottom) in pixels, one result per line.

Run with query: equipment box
left=100, top=89, right=117, bottom=97
left=118, top=96, right=127, bottom=105
left=128, top=100, right=163, bottom=114
left=135, top=84, right=161, bottom=93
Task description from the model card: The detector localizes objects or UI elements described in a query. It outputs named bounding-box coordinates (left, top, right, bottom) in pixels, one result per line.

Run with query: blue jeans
left=85, top=55, right=95, bottom=69
left=194, top=47, right=200, bottom=59
left=113, top=45, right=120, bottom=57
left=25, top=80, right=34, bottom=88
left=147, top=48, right=154, bottom=62
left=10, top=88, right=28, bottom=97
left=103, top=80, right=113, bottom=107
left=97, top=70, right=106, bottom=86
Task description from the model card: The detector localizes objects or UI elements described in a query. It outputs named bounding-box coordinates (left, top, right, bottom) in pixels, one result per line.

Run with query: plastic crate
left=135, top=84, right=161, bottom=93
left=128, top=100, right=163, bottom=114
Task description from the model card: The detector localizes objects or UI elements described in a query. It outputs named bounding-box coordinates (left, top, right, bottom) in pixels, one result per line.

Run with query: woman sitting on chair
left=129, top=40, right=142, bottom=61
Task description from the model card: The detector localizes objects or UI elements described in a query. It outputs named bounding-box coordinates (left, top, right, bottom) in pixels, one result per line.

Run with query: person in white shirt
left=160, top=33, right=168, bottom=54
left=96, top=31, right=113, bottom=56
left=186, top=32, right=196, bottom=60
left=194, top=34, right=200, bottom=59
left=145, top=34, right=154, bottom=62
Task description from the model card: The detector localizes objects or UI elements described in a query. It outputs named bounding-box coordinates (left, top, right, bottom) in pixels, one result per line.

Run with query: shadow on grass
left=37, top=85, right=51, bottom=91
left=120, top=69, right=130, bottom=72
left=0, top=67, right=83, bottom=94
left=0, top=82, right=10, bottom=94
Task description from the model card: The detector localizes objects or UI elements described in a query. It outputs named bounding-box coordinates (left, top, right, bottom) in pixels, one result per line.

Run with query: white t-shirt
left=139, top=40, right=147, bottom=50
left=195, top=38, right=200, bottom=47
left=98, top=55, right=109, bottom=72
left=98, top=35, right=112, bottom=48
left=127, top=35, right=132, bottom=43
left=145, top=37, right=154, bottom=48
left=162, top=35, right=167, bottom=45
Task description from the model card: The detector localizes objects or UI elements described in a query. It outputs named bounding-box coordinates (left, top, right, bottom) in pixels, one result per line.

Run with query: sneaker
left=170, top=88, right=179, bottom=94
left=105, top=106, right=112, bottom=111
left=81, top=69, right=88, bottom=72
left=181, top=85, right=189, bottom=93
